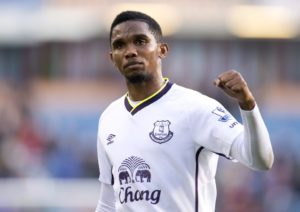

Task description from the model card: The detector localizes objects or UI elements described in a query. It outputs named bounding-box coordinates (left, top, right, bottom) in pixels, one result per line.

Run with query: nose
left=125, top=44, right=137, bottom=59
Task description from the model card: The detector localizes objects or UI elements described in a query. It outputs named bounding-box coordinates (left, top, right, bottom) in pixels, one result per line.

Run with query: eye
left=135, top=38, right=147, bottom=46
left=113, top=41, right=124, bottom=50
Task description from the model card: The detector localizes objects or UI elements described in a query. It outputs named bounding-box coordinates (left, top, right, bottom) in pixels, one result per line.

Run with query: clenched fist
left=214, top=70, right=256, bottom=110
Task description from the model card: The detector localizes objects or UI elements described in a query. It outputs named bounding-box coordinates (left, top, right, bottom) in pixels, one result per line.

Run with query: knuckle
left=230, top=69, right=238, bottom=74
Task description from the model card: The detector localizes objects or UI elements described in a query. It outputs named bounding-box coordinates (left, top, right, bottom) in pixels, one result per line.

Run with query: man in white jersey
left=95, top=11, right=274, bottom=212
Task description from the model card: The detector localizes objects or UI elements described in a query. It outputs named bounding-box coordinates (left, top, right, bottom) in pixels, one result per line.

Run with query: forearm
left=95, top=182, right=116, bottom=212
left=230, top=105, right=274, bottom=170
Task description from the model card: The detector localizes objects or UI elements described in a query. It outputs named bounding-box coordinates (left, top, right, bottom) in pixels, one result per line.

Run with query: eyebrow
left=112, top=33, right=150, bottom=43
left=134, top=33, right=150, bottom=40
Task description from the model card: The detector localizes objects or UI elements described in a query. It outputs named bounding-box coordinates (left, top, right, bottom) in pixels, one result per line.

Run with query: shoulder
left=99, top=95, right=125, bottom=122
left=171, top=83, right=219, bottom=108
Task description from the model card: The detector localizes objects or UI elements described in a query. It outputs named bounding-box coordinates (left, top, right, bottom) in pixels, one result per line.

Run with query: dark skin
left=214, top=70, right=256, bottom=110
left=110, top=21, right=256, bottom=110
left=110, top=21, right=168, bottom=101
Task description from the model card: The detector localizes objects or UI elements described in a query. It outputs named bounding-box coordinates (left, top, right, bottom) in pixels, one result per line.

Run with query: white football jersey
left=97, top=79, right=243, bottom=212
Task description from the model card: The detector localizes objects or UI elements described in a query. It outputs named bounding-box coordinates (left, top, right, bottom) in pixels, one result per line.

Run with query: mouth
left=124, top=61, right=144, bottom=70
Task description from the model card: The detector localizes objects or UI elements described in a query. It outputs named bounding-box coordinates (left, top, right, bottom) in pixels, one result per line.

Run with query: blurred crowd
left=217, top=140, right=300, bottom=212
left=0, top=82, right=98, bottom=179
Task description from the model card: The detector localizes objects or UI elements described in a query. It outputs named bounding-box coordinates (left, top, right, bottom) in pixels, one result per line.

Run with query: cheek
left=112, top=54, right=122, bottom=67
left=147, top=50, right=159, bottom=64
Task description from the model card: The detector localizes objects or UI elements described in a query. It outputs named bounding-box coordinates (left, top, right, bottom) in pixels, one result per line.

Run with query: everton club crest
left=149, top=120, right=173, bottom=144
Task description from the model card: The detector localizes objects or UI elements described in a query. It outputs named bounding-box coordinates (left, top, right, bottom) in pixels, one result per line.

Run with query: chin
left=126, top=73, right=151, bottom=84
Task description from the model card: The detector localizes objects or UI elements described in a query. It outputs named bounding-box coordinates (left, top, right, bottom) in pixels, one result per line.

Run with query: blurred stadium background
left=0, top=0, right=299, bottom=211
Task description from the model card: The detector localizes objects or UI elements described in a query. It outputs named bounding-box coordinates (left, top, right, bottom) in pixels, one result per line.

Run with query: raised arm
left=214, top=70, right=274, bottom=170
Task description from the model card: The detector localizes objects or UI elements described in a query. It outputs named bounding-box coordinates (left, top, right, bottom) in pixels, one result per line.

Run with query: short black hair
left=110, top=11, right=163, bottom=43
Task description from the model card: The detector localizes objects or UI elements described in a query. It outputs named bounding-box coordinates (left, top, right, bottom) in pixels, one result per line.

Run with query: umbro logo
left=106, top=134, right=116, bottom=145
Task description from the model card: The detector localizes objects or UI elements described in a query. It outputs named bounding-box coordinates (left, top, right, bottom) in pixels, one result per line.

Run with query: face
left=110, top=21, right=168, bottom=84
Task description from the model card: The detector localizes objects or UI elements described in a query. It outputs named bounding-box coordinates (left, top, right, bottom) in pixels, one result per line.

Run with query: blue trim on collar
left=124, top=81, right=173, bottom=115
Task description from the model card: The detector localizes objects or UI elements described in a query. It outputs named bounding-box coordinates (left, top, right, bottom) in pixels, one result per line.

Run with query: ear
left=110, top=52, right=116, bottom=67
left=158, top=43, right=169, bottom=59
left=109, top=52, right=113, bottom=62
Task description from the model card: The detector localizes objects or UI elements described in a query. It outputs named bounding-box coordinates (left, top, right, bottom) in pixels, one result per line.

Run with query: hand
left=214, top=70, right=256, bottom=110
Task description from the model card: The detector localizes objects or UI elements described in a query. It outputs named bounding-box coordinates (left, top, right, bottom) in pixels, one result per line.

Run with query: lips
left=124, top=61, right=143, bottom=70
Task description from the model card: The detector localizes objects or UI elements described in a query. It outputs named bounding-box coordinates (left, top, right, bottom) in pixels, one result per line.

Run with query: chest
left=100, top=108, right=195, bottom=167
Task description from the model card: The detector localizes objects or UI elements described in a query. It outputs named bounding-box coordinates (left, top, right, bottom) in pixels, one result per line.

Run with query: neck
left=127, top=77, right=165, bottom=101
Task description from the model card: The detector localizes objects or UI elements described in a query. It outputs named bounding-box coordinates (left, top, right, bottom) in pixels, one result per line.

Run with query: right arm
left=95, top=182, right=116, bottom=212
left=96, top=116, right=116, bottom=211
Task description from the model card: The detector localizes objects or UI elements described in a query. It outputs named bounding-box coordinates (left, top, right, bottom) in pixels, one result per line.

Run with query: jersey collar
left=124, top=78, right=173, bottom=115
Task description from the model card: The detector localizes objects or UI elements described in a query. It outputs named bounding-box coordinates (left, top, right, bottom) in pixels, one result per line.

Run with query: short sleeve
left=191, top=96, right=243, bottom=158
left=97, top=117, right=113, bottom=184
